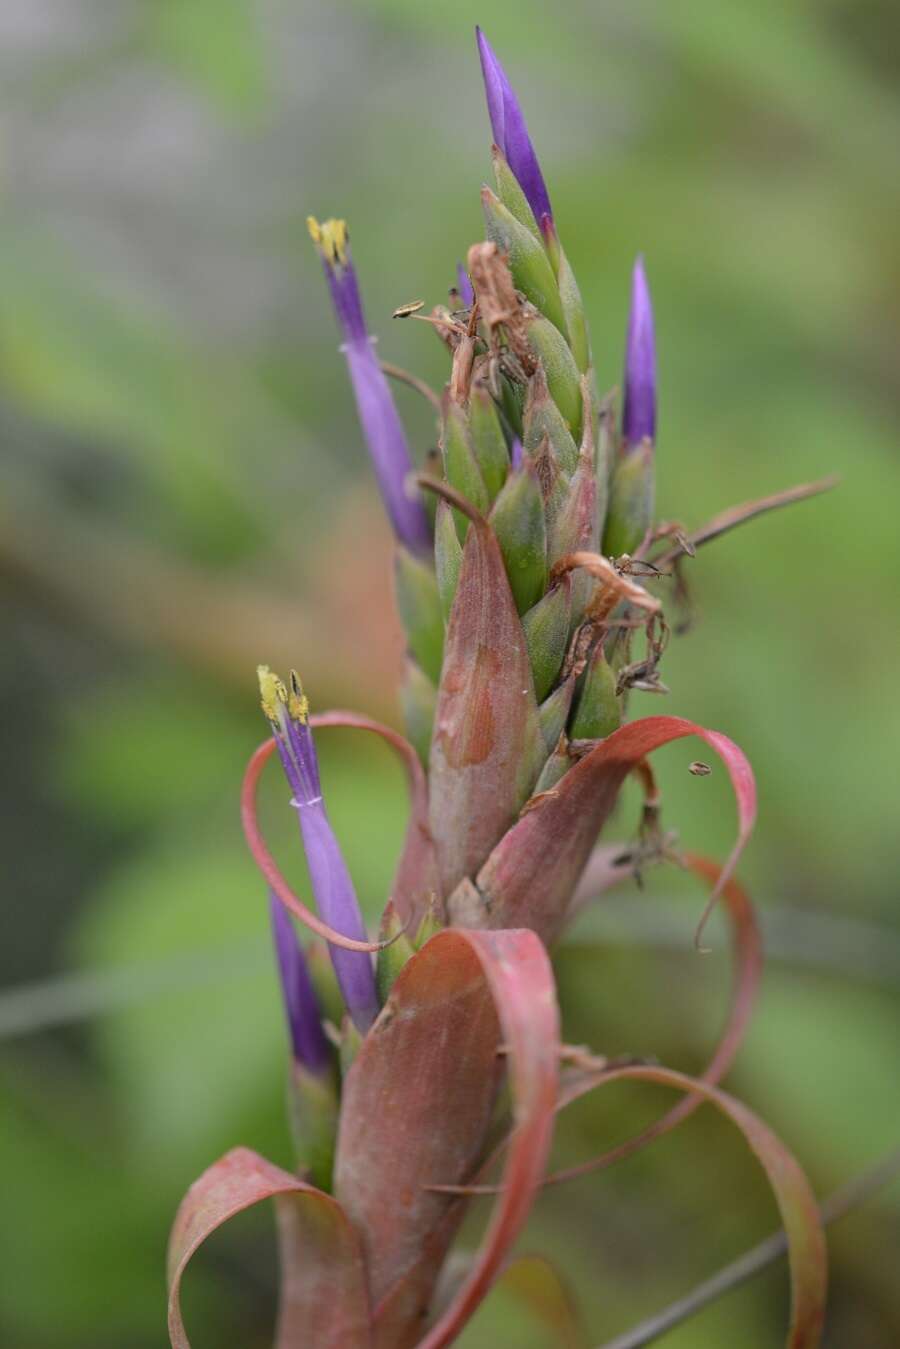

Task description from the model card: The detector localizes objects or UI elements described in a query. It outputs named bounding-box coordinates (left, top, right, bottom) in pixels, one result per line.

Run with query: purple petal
left=259, top=666, right=379, bottom=1033
left=622, top=255, right=656, bottom=449
left=476, top=27, right=553, bottom=230
left=510, top=435, right=524, bottom=471
left=308, top=217, right=432, bottom=557
left=294, top=803, right=379, bottom=1033
left=269, top=890, right=331, bottom=1073
left=456, top=261, right=474, bottom=308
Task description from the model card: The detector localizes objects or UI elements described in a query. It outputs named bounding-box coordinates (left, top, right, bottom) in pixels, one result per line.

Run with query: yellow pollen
left=306, top=215, right=348, bottom=266
left=288, top=670, right=309, bottom=723
left=257, top=664, right=288, bottom=724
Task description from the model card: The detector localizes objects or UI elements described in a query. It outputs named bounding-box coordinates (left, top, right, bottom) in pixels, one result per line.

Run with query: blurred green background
left=2, top=1, right=899, bottom=1345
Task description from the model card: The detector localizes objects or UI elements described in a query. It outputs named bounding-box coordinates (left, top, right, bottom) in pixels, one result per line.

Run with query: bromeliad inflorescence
left=168, top=28, right=833, bottom=1349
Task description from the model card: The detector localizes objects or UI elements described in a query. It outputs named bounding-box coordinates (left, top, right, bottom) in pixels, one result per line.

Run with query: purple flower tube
left=456, top=261, right=474, bottom=308
left=622, top=255, right=657, bottom=450
left=259, top=665, right=379, bottom=1033
left=476, top=27, right=553, bottom=233
left=268, top=889, right=331, bottom=1073
left=308, top=216, right=432, bottom=557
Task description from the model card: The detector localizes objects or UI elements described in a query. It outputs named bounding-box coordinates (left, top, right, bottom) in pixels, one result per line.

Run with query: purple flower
left=510, top=435, right=524, bottom=471
left=456, top=261, right=474, bottom=308
left=476, top=27, right=553, bottom=233
left=269, top=889, right=331, bottom=1073
left=308, top=217, right=432, bottom=557
left=622, top=255, right=657, bottom=449
left=259, top=665, right=379, bottom=1033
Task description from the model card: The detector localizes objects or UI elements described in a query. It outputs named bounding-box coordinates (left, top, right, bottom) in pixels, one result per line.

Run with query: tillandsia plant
left=168, top=29, right=836, bottom=1349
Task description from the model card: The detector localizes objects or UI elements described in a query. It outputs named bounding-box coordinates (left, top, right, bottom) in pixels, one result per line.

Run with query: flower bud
left=602, top=440, right=655, bottom=558
left=569, top=642, right=621, bottom=740
left=441, top=394, right=489, bottom=534
left=393, top=546, right=444, bottom=685
left=456, top=261, right=474, bottom=307
left=481, top=187, right=566, bottom=335
left=375, top=900, right=416, bottom=1002
left=522, top=579, right=571, bottom=702
left=526, top=316, right=583, bottom=442
left=557, top=246, right=591, bottom=374
left=469, top=381, right=511, bottom=502
left=622, top=255, right=656, bottom=449
left=538, top=677, right=577, bottom=752
left=523, top=364, right=579, bottom=476
left=413, top=896, right=443, bottom=948
left=476, top=27, right=554, bottom=236
left=489, top=466, right=548, bottom=615
left=491, top=142, right=541, bottom=242
left=548, top=449, right=598, bottom=567
left=434, top=499, right=463, bottom=621
left=603, top=260, right=656, bottom=553
left=532, top=737, right=576, bottom=795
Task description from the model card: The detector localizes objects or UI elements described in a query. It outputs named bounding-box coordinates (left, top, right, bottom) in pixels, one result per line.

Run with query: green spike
left=376, top=900, right=416, bottom=1002
left=569, top=641, right=621, bottom=740
left=522, top=580, right=571, bottom=702
left=442, top=396, right=489, bottom=535
left=469, top=382, right=510, bottom=502
left=558, top=246, right=591, bottom=373
left=394, top=546, right=444, bottom=685
left=481, top=186, right=567, bottom=335
left=532, top=737, right=574, bottom=794
left=524, top=436, right=569, bottom=537
left=491, top=144, right=542, bottom=243
left=339, top=1015, right=363, bottom=1076
left=526, top=316, right=583, bottom=442
left=287, top=1060, right=338, bottom=1193
left=602, top=440, right=655, bottom=558
left=594, top=388, right=614, bottom=537
left=548, top=450, right=598, bottom=567
left=305, top=941, right=344, bottom=1030
left=422, top=446, right=442, bottom=527
left=523, top=364, right=579, bottom=475
left=398, top=658, right=437, bottom=766
left=434, top=499, right=463, bottom=621
left=538, top=677, right=577, bottom=751
left=498, top=372, right=525, bottom=438
left=489, top=467, right=547, bottom=615
left=414, top=895, right=443, bottom=948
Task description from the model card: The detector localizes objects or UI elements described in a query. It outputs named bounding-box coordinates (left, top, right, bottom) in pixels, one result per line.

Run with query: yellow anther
left=306, top=215, right=348, bottom=266
left=257, top=664, right=288, bottom=725
left=288, top=670, right=309, bottom=724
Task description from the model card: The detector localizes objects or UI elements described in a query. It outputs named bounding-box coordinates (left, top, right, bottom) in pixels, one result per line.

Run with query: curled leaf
left=471, top=715, right=756, bottom=945
left=557, top=1066, right=827, bottom=1349
left=549, top=854, right=763, bottom=1183
left=167, top=1146, right=370, bottom=1349
left=494, top=1253, right=588, bottom=1348
left=242, top=712, right=440, bottom=947
left=242, top=739, right=384, bottom=953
